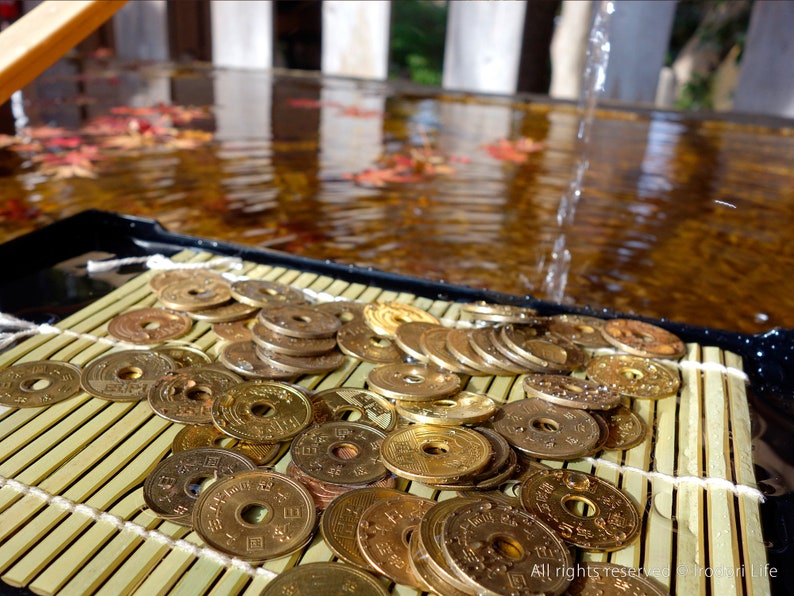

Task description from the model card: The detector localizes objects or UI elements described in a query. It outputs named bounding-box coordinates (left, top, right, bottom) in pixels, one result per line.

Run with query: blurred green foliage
left=389, top=0, right=447, bottom=85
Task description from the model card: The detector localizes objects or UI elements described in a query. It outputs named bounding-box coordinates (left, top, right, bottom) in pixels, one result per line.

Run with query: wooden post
left=113, top=0, right=167, bottom=61
left=321, top=1, right=390, bottom=80
left=549, top=0, right=593, bottom=100
left=210, top=0, right=273, bottom=70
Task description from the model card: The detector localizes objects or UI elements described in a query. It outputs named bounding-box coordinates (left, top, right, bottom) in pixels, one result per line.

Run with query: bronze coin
left=80, top=349, right=176, bottom=402
left=419, top=326, right=480, bottom=375
left=393, top=321, right=438, bottom=362
left=172, top=424, right=281, bottom=466
left=363, top=302, right=439, bottom=337
left=367, top=362, right=461, bottom=402
left=500, top=325, right=584, bottom=373
left=229, top=279, right=306, bottom=308
left=258, top=305, right=341, bottom=338
left=147, top=365, right=241, bottom=425
left=601, top=318, right=686, bottom=360
left=468, top=327, right=528, bottom=374
left=459, top=301, right=540, bottom=324
left=217, top=340, right=295, bottom=380
left=408, top=529, right=470, bottom=596
left=445, top=328, right=509, bottom=375
left=314, top=386, right=397, bottom=431
left=254, top=345, right=346, bottom=375
left=251, top=321, right=337, bottom=356
left=336, top=322, right=403, bottom=364
left=187, top=300, right=258, bottom=323
left=601, top=404, right=648, bottom=450
left=259, top=562, right=390, bottom=596
left=522, top=373, right=622, bottom=410
left=0, top=360, right=82, bottom=408
left=395, top=391, right=497, bottom=425
left=107, top=307, right=193, bottom=344
left=149, top=269, right=224, bottom=294
left=153, top=344, right=212, bottom=369
left=585, top=354, right=681, bottom=400
left=548, top=314, right=611, bottom=348
left=212, top=318, right=255, bottom=342
left=158, top=277, right=232, bottom=312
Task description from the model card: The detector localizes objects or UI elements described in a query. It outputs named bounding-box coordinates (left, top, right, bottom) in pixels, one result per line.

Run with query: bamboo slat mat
left=0, top=249, right=769, bottom=595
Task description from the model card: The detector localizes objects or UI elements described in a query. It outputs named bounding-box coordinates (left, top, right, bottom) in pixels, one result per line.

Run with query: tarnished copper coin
left=363, top=302, right=439, bottom=337
left=187, top=300, right=258, bottom=323
left=153, top=344, right=212, bottom=369
left=148, top=365, right=241, bottom=425
left=230, top=279, right=306, bottom=308
left=258, top=304, right=341, bottom=338
left=217, top=340, right=295, bottom=380
left=192, top=469, right=316, bottom=561
left=314, top=387, right=397, bottom=431
left=0, top=360, right=82, bottom=408
left=172, top=424, right=281, bottom=466
left=336, top=322, right=403, bottom=364
left=211, top=380, right=313, bottom=442
left=419, top=326, right=480, bottom=375
left=393, top=321, right=437, bottom=362
left=491, top=398, right=601, bottom=460
left=601, top=318, right=686, bottom=360
left=522, top=374, right=622, bottom=410
left=149, top=269, right=224, bottom=294
left=459, top=301, right=540, bottom=324
left=441, top=499, right=573, bottom=596
left=251, top=321, right=337, bottom=356
left=566, top=561, right=668, bottom=596
left=290, top=421, right=388, bottom=485
left=158, top=277, right=232, bottom=312
left=519, top=468, right=641, bottom=551
left=212, top=318, right=255, bottom=342
left=548, top=314, right=611, bottom=348
left=357, top=494, right=436, bottom=588
left=81, top=349, right=176, bottom=402
left=254, top=345, right=346, bottom=375
left=320, top=487, right=405, bottom=568
left=380, top=424, right=491, bottom=484
left=601, top=404, right=648, bottom=450
left=107, top=307, right=193, bottom=344
left=395, top=391, right=497, bottom=426
left=367, top=362, right=461, bottom=402
left=586, top=354, right=681, bottom=400
left=259, top=562, right=390, bottom=596
left=142, top=447, right=256, bottom=526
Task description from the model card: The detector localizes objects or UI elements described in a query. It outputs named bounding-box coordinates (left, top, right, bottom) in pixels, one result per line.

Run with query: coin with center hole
left=314, top=387, right=396, bottom=431
left=251, top=321, right=337, bottom=356
left=147, top=365, right=242, bottom=425
left=419, top=327, right=480, bottom=375
left=314, top=300, right=366, bottom=327
left=367, top=362, right=461, bottom=402
left=107, top=307, right=193, bottom=344
left=81, top=349, right=176, bottom=402
left=459, top=301, right=540, bottom=324
left=394, top=321, right=438, bottom=362
left=500, top=325, right=584, bottom=373
left=585, top=354, right=681, bottom=399
left=601, top=318, right=686, bottom=360
left=565, top=562, right=668, bottom=596
left=212, top=319, right=255, bottom=342
left=259, top=562, right=390, bottom=596
left=548, top=314, right=611, bottom=348
left=601, top=404, right=647, bottom=450
left=153, top=345, right=212, bottom=369
left=363, top=302, right=439, bottom=337
left=230, top=279, right=306, bottom=308
left=158, top=277, right=232, bottom=312
left=522, top=374, right=622, bottom=410
left=0, top=360, right=82, bottom=408
left=149, top=269, right=224, bottom=294
left=254, top=345, right=346, bottom=374
left=217, top=340, right=295, bottom=380
left=258, top=305, right=341, bottom=338
left=336, top=322, right=403, bottom=364
left=172, top=424, right=281, bottom=466
left=395, top=391, right=497, bottom=425
left=187, top=300, right=258, bottom=323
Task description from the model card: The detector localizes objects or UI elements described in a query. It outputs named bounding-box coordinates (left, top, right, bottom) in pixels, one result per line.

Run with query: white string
left=582, top=457, right=765, bottom=502
left=86, top=254, right=244, bottom=274
left=0, top=474, right=277, bottom=579
left=0, top=312, right=135, bottom=351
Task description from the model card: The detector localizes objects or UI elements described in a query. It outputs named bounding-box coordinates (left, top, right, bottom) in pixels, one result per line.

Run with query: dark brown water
left=1, top=62, right=793, bottom=336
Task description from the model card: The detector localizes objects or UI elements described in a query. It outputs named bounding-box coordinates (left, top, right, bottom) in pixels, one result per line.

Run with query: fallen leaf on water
left=483, top=137, right=544, bottom=163
left=0, top=198, right=41, bottom=221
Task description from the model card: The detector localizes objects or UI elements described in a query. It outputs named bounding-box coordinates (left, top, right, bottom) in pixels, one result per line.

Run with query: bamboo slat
left=0, top=248, right=768, bottom=595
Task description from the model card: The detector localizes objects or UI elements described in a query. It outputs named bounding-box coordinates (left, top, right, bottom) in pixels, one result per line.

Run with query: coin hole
left=395, top=315, right=413, bottom=324
left=186, top=385, right=212, bottom=401
left=338, top=312, right=355, bottom=323
left=562, top=495, right=598, bottom=518
left=576, top=324, right=596, bottom=334
left=139, top=319, right=162, bottom=330
left=562, top=382, right=583, bottom=394
left=368, top=336, right=392, bottom=348
left=402, top=527, right=415, bottom=547
left=212, top=436, right=237, bottom=448
left=117, top=366, right=143, bottom=381
left=431, top=399, right=457, bottom=409
left=619, top=367, right=644, bottom=381
left=337, top=406, right=363, bottom=422
left=261, top=288, right=278, bottom=296
left=240, top=503, right=271, bottom=525
left=292, top=315, right=313, bottom=324
left=530, top=417, right=560, bottom=433
left=188, top=289, right=213, bottom=298
left=403, top=374, right=426, bottom=384
left=330, top=442, right=360, bottom=460
left=491, top=535, right=524, bottom=560
left=20, top=377, right=52, bottom=391
left=421, top=440, right=450, bottom=456
left=251, top=401, right=276, bottom=417
left=186, top=475, right=215, bottom=497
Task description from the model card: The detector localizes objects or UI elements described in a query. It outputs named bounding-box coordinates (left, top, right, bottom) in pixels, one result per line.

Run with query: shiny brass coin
left=590, top=410, right=611, bottom=453
left=142, top=447, right=256, bottom=526
left=468, top=327, right=528, bottom=374
left=251, top=321, right=337, bottom=356
left=395, top=391, right=497, bottom=425
left=380, top=424, right=491, bottom=484
left=319, top=486, right=406, bottom=568
left=258, top=304, right=341, bottom=338
left=408, top=529, right=470, bottom=596
left=565, top=561, right=668, bottom=596
left=230, top=279, right=306, bottom=308
left=107, top=307, right=193, bottom=344
left=212, top=318, right=255, bottom=341
left=217, top=340, right=295, bottom=380
left=187, top=300, right=258, bottom=323
left=441, top=499, right=573, bottom=596
left=148, top=365, right=241, bottom=425
left=601, top=404, right=648, bottom=450
left=363, top=302, right=439, bottom=337
left=192, top=469, right=316, bottom=561
left=314, top=387, right=396, bottom=431
left=491, top=398, right=601, bottom=459
left=158, top=277, right=232, bottom=312
left=357, top=494, right=436, bottom=588
left=459, top=300, right=540, bottom=324
left=433, top=427, right=513, bottom=490
left=500, top=325, right=585, bottom=373
left=211, top=380, right=313, bottom=442
left=153, top=344, right=212, bottom=368
left=601, top=318, right=686, bottom=360
left=522, top=373, right=622, bottom=410
left=586, top=354, right=681, bottom=400
left=548, top=314, right=611, bottom=348
left=336, top=322, right=403, bottom=364
left=290, top=421, right=388, bottom=485
left=0, top=361, right=82, bottom=408
left=314, top=300, right=366, bottom=327
left=259, top=562, right=390, bottom=596
left=519, top=468, right=641, bottom=551
left=149, top=269, right=224, bottom=294
left=80, top=349, right=176, bottom=402
left=172, top=424, right=281, bottom=465
left=445, top=328, right=509, bottom=375
left=254, top=345, right=346, bottom=374
left=435, top=448, right=518, bottom=492
left=393, top=321, right=437, bottom=362
left=419, top=326, right=480, bottom=375
left=366, top=362, right=461, bottom=402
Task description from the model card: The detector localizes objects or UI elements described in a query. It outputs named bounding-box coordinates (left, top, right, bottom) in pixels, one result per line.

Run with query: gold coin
left=80, top=349, right=176, bottom=402
left=601, top=318, right=686, bottom=360
left=442, top=500, right=574, bottom=596
left=107, top=307, right=193, bottom=344
left=158, top=277, right=232, bottom=312
left=491, top=398, right=601, bottom=459
left=548, top=314, right=611, bottom=348
left=601, top=404, right=648, bottom=450
left=286, top=461, right=397, bottom=511
left=499, top=325, right=584, bottom=373
left=393, top=321, right=437, bottom=362
left=251, top=321, right=337, bottom=356
left=363, top=302, right=439, bottom=337
left=153, top=344, right=212, bottom=368
left=319, top=486, right=406, bottom=569
left=519, top=468, right=641, bottom=551
left=147, top=365, right=241, bottom=425
left=212, top=318, right=255, bottom=342
left=258, top=304, right=341, bottom=338
left=187, top=300, right=258, bottom=323
left=522, top=373, right=622, bottom=410
left=585, top=354, right=681, bottom=399
left=357, top=494, right=436, bottom=588
left=259, top=562, right=390, bottom=596
left=254, top=345, right=346, bottom=374
left=566, top=561, right=668, bottom=595
left=142, top=447, right=256, bottom=526
left=192, top=469, right=316, bottom=561
left=432, top=427, right=514, bottom=491
left=445, top=328, right=509, bottom=375
left=172, top=424, right=281, bottom=465
left=290, top=421, right=388, bottom=485
left=366, top=362, right=461, bottom=402
left=336, top=322, right=403, bottom=364
left=468, top=327, right=528, bottom=374
left=380, top=424, right=491, bottom=484
left=229, top=279, right=306, bottom=308
left=419, top=326, right=480, bottom=375
left=0, top=361, right=82, bottom=408
left=149, top=269, right=224, bottom=294
left=314, top=300, right=366, bottom=327
left=217, top=340, right=295, bottom=380
left=459, top=301, right=540, bottom=324
left=395, top=391, right=497, bottom=425
left=313, top=387, right=397, bottom=431
left=408, top=529, right=470, bottom=596
left=211, top=380, right=313, bottom=442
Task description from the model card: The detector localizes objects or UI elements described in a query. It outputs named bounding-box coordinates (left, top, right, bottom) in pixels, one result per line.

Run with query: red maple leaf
left=484, top=137, right=544, bottom=163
